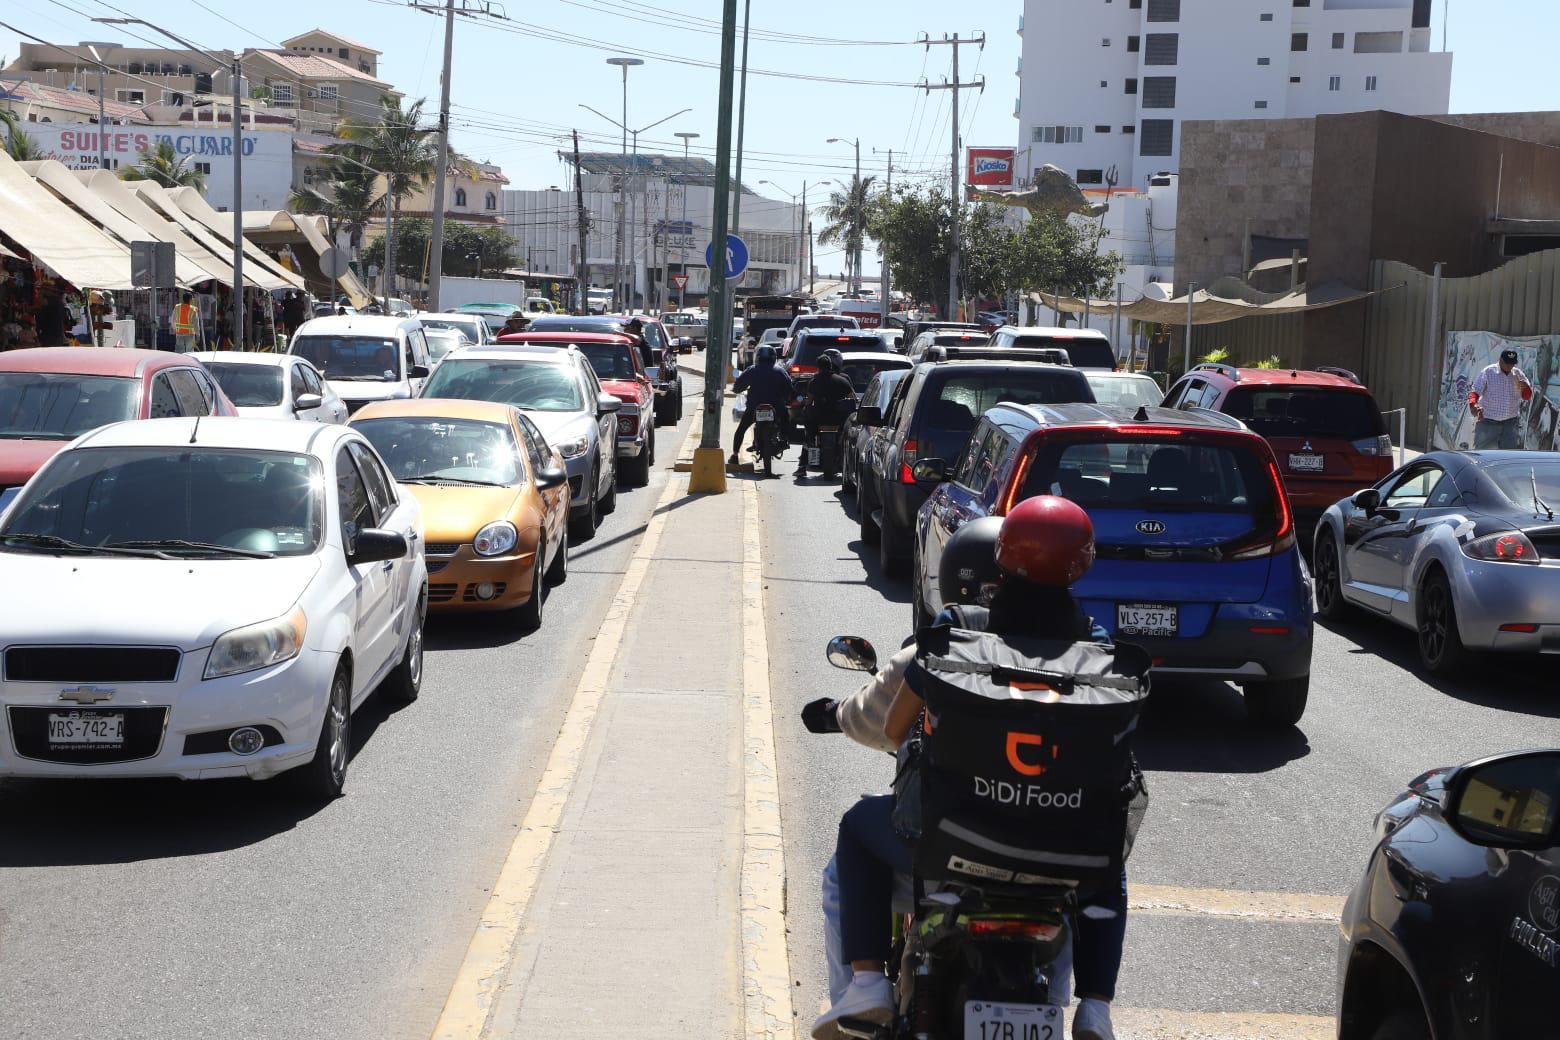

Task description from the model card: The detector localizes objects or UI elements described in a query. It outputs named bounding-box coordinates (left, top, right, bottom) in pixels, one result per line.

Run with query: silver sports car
left=1313, top=450, right=1560, bottom=673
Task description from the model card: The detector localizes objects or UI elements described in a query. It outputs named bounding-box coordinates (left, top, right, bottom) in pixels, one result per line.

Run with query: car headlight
left=474, top=520, right=518, bottom=557
left=205, top=605, right=307, bottom=679
left=557, top=436, right=590, bottom=459
left=1461, top=529, right=1540, bottom=564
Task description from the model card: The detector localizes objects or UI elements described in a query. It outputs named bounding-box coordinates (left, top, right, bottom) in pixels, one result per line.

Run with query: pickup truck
left=523, top=315, right=684, bottom=427
left=661, top=312, right=706, bottom=352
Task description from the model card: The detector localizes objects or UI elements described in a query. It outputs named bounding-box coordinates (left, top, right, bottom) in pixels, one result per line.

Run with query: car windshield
left=574, top=343, right=638, bottom=381
left=203, top=363, right=284, bottom=407
left=841, top=359, right=909, bottom=392
left=421, top=317, right=484, bottom=342
left=1021, top=437, right=1273, bottom=516
left=1224, top=386, right=1384, bottom=440
left=422, top=359, right=584, bottom=412
left=638, top=323, right=666, bottom=349
left=0, top=447, right=322, bottom=556
left=0, top=372, right=139, bottom=440
left=354, top=416, right=521, bottom=486
left=293, top=336, right=401, bottom=382
left=1086, top=374, right=1165, bottom=409
left=1487, top=461, right=1560, bottom=507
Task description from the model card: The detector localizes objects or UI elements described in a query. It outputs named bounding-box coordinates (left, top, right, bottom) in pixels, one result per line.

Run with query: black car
left=784, top=328, right=885, bottom=431
left=1337, top=748, right=1560, bottom=1039
left=842, top=366, right=912, bottom=494
left=854, top=359, right=1095, bottom=576
left=525, top=315, right=684, bottom=425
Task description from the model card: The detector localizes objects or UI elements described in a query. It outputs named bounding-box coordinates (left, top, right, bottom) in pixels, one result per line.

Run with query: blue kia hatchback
left=912, top=402, right=1314, bottom=726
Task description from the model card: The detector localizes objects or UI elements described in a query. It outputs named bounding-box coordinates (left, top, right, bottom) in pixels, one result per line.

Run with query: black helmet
left=937, top=515, right=1005, bottom=606
left=821, top=347, right=845, bottom=370
left=756, top=344, right=777, bottom=364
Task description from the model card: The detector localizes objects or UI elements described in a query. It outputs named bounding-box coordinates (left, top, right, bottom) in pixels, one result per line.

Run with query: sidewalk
left=430, top=411, right=791, bottom=1040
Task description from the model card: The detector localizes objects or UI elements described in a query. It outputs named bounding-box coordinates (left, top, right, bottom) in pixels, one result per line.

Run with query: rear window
left=793, top=335, right=881, bottom=366
left=922, top=369, right=1095, bottom=431
left=1224, top=386, right=1384, bottom=441
left=1487, top=461, right=1560, bottom=506
left=1021, top=435, right=1275, bottom=515
left=794, top=316, right=858, bottom=332
left=1085, top=374, right=1165, bottom=409
left=1013, top=335, right=1115, bottom=369
left=840, top=359, right=910, bottom=392
left=575, top=342, right=639, bottom=381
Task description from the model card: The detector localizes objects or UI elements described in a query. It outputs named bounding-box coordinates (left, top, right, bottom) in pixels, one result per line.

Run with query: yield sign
left=670, top=274, right=688, bottom=289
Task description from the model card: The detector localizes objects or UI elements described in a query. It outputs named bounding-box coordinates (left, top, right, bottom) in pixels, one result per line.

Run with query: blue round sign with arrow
left=706, top=234, right=749, bottom=281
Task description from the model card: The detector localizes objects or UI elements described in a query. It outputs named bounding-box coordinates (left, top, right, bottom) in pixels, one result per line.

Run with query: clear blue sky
left=3, top=0, right=1555, bottom=272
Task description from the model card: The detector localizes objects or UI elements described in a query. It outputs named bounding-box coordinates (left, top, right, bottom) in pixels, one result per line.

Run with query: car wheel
left=842, top=443, right=856, bottom=492
left=517, top=545, right=545, bottom=631
left=1370, top=1011, right=1430, bottom=1040
left=1243, top=675, right=1309, bottom=728
left=858, top=479, right=880, bottom=543
left=625, top=443, right=651, bottom=487
left=546, top=524, right=568, bottom=586
left=569, top=465, right=599, bottom=539
left=674, top=388, right=684, bottom=422
left=600, top=459, right=619, bottom=515
left=879, top=515, right=908, bottom=578
left=380, top=592, right=426, bottom=705
left=290, top=665, right=351, bottom=800
left=1417, top=568, right=1468, bottom=675
left=647, top=426, right=656, bottom=466
left=1313, top=532, right=1348, bottom=621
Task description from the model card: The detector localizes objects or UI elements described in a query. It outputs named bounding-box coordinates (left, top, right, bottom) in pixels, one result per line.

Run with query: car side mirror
left=826, top=635, right=878, bottom=673
left=912, top=458, right=949, bottom=484
left=1444, top=750, right=1560, bottom=850
left=293, top=392, right=323, bottom=412
left=597, top=393, right=623, bottom=415
left=535, top=466, right=568, bottom=490
left=1352, top=487, right=1381, bottom=513
left=410, top=364, right=431, bottom=380
left=348, top=527, right=407, bottom=565
left=855, top=405, right=883, bottom=427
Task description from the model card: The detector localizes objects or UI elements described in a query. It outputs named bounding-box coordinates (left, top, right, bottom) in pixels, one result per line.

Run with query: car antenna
left=189, top=414, right=201, bottom=444
left=1133, top=405, right=1150, bottom=421
left=1533, top=467, right=1554, bottom=521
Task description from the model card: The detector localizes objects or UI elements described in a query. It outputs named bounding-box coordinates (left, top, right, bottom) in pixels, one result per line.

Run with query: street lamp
left=95, top=16, right=247, bottom=346
left=604, top=57, right=643, bottom=311
left=674, top=130, right=699, bottom=310
left=804, top=179, right=837, bottom=296
left=82, top=42, right=117, bottom=170
left=827, top=136, right=862, bottom=292
left=759, top=180, right=806, bottom=294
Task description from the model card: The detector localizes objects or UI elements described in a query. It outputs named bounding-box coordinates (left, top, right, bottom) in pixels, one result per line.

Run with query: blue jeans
left=834, top=794, right=1128, bottom=1001
left=1474, top=416, right=1520, bottom=450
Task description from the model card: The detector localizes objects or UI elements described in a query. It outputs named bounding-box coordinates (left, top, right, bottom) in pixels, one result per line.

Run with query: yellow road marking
left=1111, top=1008, right=1334, bottom=1039
left=1130, top=884, right=1344, bottom=923
left=740, top=477, right=796, bottom=1039
left=428, top=414, right=700, bottom=1040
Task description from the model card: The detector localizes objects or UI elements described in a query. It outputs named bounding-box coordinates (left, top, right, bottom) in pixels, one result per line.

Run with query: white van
left=526, top=296, right=557, bottom=314
left=288, top=314, right=432, bottom=414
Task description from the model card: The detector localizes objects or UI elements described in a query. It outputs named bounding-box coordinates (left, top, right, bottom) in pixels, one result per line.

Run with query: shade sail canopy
left=126, top=181, right=293, bottom=292
left=0, top=149, right=134, bottom=289
left=1031, top=281, right=1389, bottom=326
left=166, top=186, right=305, bottom=291
left=71, top=168, right=243, bottom=288
left=242, top=209, right=373, bottom=308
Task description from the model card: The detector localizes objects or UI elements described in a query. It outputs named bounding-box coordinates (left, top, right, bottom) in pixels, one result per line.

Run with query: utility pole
left=675, top=131, right=699, bottom=310
left=606, top=56, right=643, bottom=312
left=875, top=149, right=893, bottom=325
left=425, top=0, right=456, bottom=312
left=919, top=31, right=985, bottom=321
left=572, top=130, right=590, bottom=315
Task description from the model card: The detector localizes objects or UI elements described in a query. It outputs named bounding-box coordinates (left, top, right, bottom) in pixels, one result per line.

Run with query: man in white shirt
left=1468, top=348, right=1533, bottom=450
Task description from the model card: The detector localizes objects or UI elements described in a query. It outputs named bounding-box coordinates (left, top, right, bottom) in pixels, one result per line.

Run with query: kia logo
left=1136, top=519, right=1166, bottom=535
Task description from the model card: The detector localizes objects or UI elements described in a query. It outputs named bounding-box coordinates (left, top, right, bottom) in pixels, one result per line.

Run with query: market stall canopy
left=71, top=168, right=243, bottom=288
left=165, top=186, right=306, bottom=292
left=125, top=181, right=294, bottom=293
left=22, top=160, right=211, bottom=288
left=0, top=149, right=135, bottom=290
left=242, top=210, right=373, bottom=308
left=1030, top=281, right=1390, bottom=326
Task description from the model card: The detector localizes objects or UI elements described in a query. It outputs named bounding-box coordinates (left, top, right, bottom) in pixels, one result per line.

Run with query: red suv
left=1164, top=362, right=1393, bottom=536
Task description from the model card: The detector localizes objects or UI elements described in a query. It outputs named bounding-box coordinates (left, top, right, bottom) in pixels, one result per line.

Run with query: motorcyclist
left=805, top=497, right=1134, bottom=1040
left=797, top=348, right=856, bottom=477
left=730, top=344, right=794, bottom=468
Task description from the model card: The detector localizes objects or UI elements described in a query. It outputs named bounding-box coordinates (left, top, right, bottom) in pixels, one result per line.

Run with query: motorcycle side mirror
left=911, top=458, right=948, bottom=484
left=1443, top=750, right=1560, bottom=850
left=1352, top=487, right=1381, bottom=513
left=826, top=635, right=878, bottom=673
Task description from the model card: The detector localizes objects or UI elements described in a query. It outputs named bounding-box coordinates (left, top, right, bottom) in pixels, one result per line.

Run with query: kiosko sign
left=966, top=146, right=1016, bottom=188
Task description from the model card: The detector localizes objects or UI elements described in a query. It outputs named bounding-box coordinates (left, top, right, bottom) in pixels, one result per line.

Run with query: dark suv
left=854, top=359, right=1095, bottom=576
left=785, top=328, right=885, bottom=430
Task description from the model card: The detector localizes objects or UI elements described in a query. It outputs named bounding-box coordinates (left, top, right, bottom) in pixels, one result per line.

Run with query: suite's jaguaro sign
left=23, top=123, right=275, bottom=169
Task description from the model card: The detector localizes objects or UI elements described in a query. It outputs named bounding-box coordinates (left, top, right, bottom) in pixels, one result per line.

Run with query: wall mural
left=1433, top=331, right=1560, bottom=451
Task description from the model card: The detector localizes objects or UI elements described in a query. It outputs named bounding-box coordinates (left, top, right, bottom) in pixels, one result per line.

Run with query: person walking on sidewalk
left=173, top=291, right=201, bottom=353
left=1468, top=348, right=1533, bottom=449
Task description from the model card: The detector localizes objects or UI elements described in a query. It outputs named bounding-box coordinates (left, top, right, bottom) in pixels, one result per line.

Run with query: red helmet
left=995, top=496, right=1095, bottom=587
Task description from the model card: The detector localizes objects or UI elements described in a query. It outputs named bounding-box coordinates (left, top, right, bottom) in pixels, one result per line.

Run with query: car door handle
left=380, top=560, right=394, bottom=573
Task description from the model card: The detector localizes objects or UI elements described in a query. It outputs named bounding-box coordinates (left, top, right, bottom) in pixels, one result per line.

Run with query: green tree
left=360, top=218, right=518, bottom=283
left=0, top=109, right=45, bottom=162
left=338, top=96, right=439, bottom=298
left=960, top=204, right=1018, bottom=303
left=818, top=174, right=877, bottom=290
left=119, top=139, right=205, bottom=190
left=1008, top=212, right=1120, bottom=316
left=289, top=160, right=384, bottom=253
left=867, top=182, right=954, bottom=310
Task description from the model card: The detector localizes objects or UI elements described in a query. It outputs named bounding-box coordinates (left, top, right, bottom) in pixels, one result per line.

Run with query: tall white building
left=1013, top=0, right=1452, bottom=190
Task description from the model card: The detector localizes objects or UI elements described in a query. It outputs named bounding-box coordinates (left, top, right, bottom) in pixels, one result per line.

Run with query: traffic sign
left=670, top=273, right=688, bottom=290
left=705, top=234, right=749, bottom=281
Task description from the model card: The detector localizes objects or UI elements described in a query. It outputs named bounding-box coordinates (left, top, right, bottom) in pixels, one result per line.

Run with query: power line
left=544, top=0, right=913, bottom=47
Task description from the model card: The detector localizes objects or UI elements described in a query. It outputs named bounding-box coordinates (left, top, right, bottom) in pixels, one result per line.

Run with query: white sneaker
left=811, top=972, right=893, bottom=1040
left=1072, top=997, right=1116, bottom=1040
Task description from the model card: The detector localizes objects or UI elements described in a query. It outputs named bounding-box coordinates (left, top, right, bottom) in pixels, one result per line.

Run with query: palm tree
left=290, top=160, right=384, bottom=253
left=0, top=109, right=46, bottom=162
left=817, top=174, right=876, bottom=291
left=337, top=96, right=438, bottom=300
left=120, top=139, right=205, bottom=190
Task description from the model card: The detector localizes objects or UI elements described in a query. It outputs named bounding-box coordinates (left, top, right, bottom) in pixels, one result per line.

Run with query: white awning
left=71, top=168, right=243, bottom=288
left=0, top=149, right=134, bottom=289
left=127, top=181, right=292, bottom=292
left=1031, top=281, right=1391, bottom=326
left=165, top=186, right=306, bottom=291
left=242, top=209, right=374, bottom=308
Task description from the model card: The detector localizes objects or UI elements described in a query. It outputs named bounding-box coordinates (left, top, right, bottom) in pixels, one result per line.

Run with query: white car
left=288, top=314, right=433, bottom=415
left=0, top=418, right=427, bottom=798
left=418, top=312, right=493, bottom=346
left=192, top=351, right=348, bottom=423
left=422, top=327, right=469, bottom=368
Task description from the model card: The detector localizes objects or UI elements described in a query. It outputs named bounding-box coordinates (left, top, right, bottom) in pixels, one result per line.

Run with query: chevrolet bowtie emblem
left=59, top=686, right=115, bottom=704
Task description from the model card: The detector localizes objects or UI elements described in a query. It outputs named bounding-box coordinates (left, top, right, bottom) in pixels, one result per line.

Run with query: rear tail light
left=967, top=918, right=1061, bottom=940
left=1500, top=623, right=1540, bottom=633
left=1224, top=458, right=1295, bottom=560
left=1249, top=625, right=1291, bottom=635
left=1351, top=435, right=1393, bottom=456
left=1463, top=530, right=1540, bottom=564
left=899, top=438, right=919, bottom=484
left=789, top=364, right=817, bottom=375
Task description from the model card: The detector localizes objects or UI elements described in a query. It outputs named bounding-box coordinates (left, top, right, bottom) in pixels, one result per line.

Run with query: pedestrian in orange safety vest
left=173, top=290, right=200, bottom=352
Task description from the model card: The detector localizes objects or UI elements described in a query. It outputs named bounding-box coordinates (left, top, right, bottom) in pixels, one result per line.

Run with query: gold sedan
left=351, top=399, right=570, bottom=629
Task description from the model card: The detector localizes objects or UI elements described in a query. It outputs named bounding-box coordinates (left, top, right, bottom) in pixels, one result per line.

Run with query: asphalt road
left=0, top=373, right=706, bottom=1040
left=761, top=461, right=1560, bottom=1029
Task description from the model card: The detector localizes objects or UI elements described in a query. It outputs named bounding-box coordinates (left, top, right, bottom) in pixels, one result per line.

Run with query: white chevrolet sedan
left=192, top=351, right=349, bottom=423
left=0, top=417, right=426, bottom=798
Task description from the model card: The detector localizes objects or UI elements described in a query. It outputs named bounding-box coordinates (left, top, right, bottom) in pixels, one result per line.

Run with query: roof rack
left=1314, top=365, right=1361, bottom=384
left=1190, top=361, right=1240, bottom=381
left=927, top=345, right=1072, bottom=364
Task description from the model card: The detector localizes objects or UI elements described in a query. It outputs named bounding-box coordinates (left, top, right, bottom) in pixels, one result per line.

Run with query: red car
left=0, top=348, right=236, bottom=504
left=496, top=331, right=659, bottom=486
left=1163, top=362, right=1393, bottom=537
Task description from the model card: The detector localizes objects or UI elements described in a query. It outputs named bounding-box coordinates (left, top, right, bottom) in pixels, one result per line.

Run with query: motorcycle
left=753, top=402, right=784, bottom=479
left=805, top=400, right=857, bottom=479
left=821, top=635, right=1083, bottom=1040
